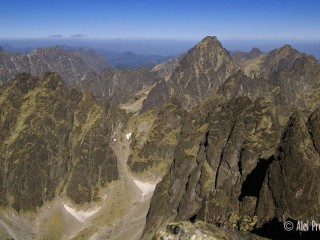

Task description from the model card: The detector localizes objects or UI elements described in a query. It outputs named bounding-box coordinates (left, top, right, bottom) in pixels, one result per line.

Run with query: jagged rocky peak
left=169, top=35, right=238, bottom=108
left=198, top=35, right=222, bottom=46
left=0, top=46, right=109, bottom=86
left=192, top=35, right=229, bottom=58
left=230, top=47, right=263, bottom=63
left=272, top=44, right=300, bottom=58
left=239, top=44, right=305, bottom=78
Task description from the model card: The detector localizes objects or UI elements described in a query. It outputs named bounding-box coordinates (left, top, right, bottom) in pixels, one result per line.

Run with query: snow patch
left=63, top=204, right=101, bottom=222
left=126, top=133, right=132, bottom=140
left=133, top=179, right=156, bottom=196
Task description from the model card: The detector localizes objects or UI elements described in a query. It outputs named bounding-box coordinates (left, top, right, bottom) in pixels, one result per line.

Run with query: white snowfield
left=133, top=179, right=156, bottom=196
left=126, top=133, right=132, bottom=140
left=63, top=204, right=101, bottom=222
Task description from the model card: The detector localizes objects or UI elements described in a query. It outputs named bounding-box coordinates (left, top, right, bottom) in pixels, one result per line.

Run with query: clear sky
left=1, top=0, right=320, bottom=41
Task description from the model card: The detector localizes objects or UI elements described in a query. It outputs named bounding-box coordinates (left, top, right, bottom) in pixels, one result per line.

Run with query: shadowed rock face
left=142, top=97, right=284, bottom=239
left=256, top=112, right=320, bottom=225
left=0, top=73, right=119, bottom=211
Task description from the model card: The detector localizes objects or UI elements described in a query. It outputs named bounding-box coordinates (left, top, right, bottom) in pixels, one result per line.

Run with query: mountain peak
left=169, top=35, right=238, bottom=108
left=202, top=35, right=219, bottom=42
left=249, top=47, right=262, bottom=54
left=198, top=36, right=223, bottom=48
left=247, top=47, right=263, bottom=58
left=277, top=44, right=298, bottom=54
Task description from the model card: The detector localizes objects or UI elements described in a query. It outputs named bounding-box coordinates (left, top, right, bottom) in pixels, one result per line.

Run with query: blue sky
left=1, top=0, right=320, bottom=41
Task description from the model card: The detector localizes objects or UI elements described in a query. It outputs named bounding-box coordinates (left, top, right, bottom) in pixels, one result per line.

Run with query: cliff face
left=0, top=73, right=119, bottom=211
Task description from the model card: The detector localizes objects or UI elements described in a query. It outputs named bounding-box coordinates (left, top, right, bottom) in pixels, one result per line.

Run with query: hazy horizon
left=1, top=37, right=319, bottom=59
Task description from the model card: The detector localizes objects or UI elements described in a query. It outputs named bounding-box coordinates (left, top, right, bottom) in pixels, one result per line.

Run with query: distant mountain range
left=96, top=49, right=170, bottom=69
left=0, top=44, right=171, bottom=70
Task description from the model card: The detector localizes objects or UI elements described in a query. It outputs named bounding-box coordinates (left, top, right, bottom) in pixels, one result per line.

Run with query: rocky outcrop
left=153, top=221, right=266, bottom=240
left=0, top=73, right=119, bottom=211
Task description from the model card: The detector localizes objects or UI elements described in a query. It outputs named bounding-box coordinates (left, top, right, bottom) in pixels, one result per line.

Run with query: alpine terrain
left=0, top=36, right=320, bottom=240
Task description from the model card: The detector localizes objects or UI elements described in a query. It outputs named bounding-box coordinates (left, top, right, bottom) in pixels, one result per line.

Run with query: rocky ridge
left=0, top=47, right=108, bottom=85
left=141, top=37, right=320, bottom=239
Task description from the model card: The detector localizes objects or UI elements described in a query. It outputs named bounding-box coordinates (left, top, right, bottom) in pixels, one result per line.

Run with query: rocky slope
left=151, top=54, right=185, bottom=79
left=153, top=221, right=267, bottom=240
